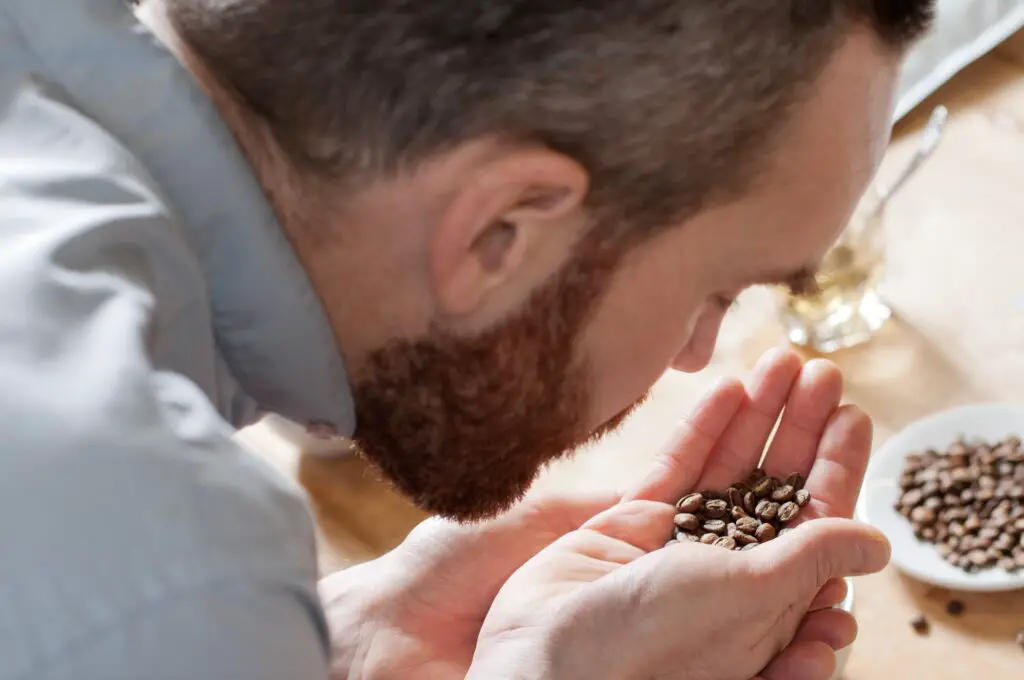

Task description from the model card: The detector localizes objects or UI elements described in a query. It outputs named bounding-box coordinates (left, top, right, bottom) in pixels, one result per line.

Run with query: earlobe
left=429, top=148, right=589, bottom=319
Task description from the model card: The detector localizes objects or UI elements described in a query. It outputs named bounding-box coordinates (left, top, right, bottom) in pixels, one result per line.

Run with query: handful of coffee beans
left=666, top=468, right=812, bottom=551
left=896, top=436, right=1024, bottom=573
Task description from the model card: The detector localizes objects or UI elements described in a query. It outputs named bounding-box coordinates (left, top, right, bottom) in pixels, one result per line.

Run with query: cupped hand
left=467, top=348, right=888, bottom=680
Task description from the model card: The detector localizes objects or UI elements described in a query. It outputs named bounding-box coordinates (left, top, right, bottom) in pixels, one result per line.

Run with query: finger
left=793, top=608, right=858, bottom=650
left=581, top=500, right=678, bottom=553
left=695, top=348, right=804, bottom=491
left=761, top=359, right=843, bottom=480
left=754, top=519, right=890, bottom=588
left=809, top=577, right=848, bottom=611
left=626, top=377, right=746, bottom=503
left=516, top=490, right=624, bottom=535
left=802, top=405, right=874, bottom=520
left=760, top=641, right=836, bottom=680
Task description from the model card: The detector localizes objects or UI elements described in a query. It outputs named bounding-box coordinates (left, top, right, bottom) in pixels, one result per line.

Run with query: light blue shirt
left=0, top=1, right=356, bottom=677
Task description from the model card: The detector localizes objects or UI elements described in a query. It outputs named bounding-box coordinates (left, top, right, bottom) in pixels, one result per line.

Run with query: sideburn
left=350, top=236, right=626, bottom=520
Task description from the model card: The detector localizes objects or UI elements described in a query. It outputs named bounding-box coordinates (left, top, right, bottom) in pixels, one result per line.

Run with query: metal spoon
left=867, top=105, right=949, bottom=220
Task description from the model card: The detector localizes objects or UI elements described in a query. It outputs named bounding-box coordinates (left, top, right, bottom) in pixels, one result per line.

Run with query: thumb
left=755, top=518, right=891, bottom=589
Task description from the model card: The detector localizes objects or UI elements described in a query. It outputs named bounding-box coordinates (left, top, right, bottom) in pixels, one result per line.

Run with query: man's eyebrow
left=749, top=265, right=820, bottom=295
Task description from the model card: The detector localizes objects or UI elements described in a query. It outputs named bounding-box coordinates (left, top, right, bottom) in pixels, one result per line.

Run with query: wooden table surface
left=238, top=34, right=1024, bottom=680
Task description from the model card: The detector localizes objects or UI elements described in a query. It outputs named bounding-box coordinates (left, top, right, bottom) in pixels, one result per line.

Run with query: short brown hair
left=168, top=1, right=934, bottom=236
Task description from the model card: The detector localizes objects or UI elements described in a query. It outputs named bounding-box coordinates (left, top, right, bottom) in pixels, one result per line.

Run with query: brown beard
left=351, top=237, right=640, bottom=521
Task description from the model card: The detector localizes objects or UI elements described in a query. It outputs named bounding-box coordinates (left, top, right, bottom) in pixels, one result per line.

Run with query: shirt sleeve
left=0, top=70, right=330, bottom=680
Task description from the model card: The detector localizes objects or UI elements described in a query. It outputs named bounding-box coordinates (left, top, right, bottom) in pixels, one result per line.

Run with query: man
left=0, top=1, right=934, bottom=679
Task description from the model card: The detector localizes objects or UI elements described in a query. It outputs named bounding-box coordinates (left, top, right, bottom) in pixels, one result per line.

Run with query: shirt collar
left=25, top=0, right=356, bottom=435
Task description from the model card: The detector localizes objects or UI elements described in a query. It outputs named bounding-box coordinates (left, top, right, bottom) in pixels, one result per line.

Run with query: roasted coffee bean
left=999, top=557, right=1017, bottom=571
left=911, top=615, right=930, bottom=635
left=771, top=484, right=796, bottom=503
left=786, top=473, right=806, bottom=490
left=677, top=493, right=704, bottom=514
left=755, top=523, right=777, bottom=542
left=734, top=531, right=758, bottom=546
left=715, top=536, right=737, bottom=550
left=727, top=486, right=747, bottom=508
left=946, top=600, right=965, bottom=616
left=746, top=468, right=767, bottom=485
left=736, top=516, right=760, bottom=534
left=670, top=472, right=807, bottom=550
left=778, top=501, right=800, bottom=523
left=674, top=513, right=701, bottom=532
left=910, top=506, right=937, bottom=526
left=753, top=476, right=777, bottom=499
left=703, top=499, right=729, bottom=519
left=703, top=519, right=727, bottom=535
left=757, top=500, right=780, bottom=522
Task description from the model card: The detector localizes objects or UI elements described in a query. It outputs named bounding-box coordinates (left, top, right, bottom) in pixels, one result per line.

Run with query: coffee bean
left=753, top=476, right=777, bottom=499
left=670, top=472, right=808, bottom=551
left=746, top=468, right=767, bottom=485
left=715, top=536, right=737, bottom=550
left=755, top=523, right=777, bottom=542
left=703, top=499, right=729, bottom=519
left=703, top=519, right=727, bottom=535
left=757, top=500, right=780, bottom=522
left=772, top=484, right=796, bottom=503
left=677, top=493, right=704, bottom=514
left=946, top=600, right=965, bottom=616
left=734, top=531, right=758, bottom=546
left=778, top=501, right=800, bottom=523
left=911, top=507, right=937, bottom=526
left=736, top=516, right=760, bottom=534
left=999, top=557, right=1017, bottom=571
left=911, top=614, right=930, bottom=635
left=785, top=473, right=806, bottom=490
left=674, top=513, right=701, bottom=532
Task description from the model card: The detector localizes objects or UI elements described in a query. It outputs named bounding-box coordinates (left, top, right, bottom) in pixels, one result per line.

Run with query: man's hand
left=323, top=348, right=882, bottom=680
left=467, top=350, right=886, bottom=680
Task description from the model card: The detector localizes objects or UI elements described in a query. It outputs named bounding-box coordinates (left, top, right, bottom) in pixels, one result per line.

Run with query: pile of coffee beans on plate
left=895, top=436, right=1024, bottom=573
left=666, top=469, right=811, bottom=551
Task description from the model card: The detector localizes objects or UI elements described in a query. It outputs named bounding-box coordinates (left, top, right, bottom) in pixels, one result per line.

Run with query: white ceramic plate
left=857, top=403, right=1024, bottom=592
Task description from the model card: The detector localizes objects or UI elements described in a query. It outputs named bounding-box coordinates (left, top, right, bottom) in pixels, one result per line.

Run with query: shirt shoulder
left=0, top=79, right=326, bottom=678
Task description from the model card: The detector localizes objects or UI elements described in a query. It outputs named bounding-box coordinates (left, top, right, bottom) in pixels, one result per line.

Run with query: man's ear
left=430, top=147, right=589, bottom=318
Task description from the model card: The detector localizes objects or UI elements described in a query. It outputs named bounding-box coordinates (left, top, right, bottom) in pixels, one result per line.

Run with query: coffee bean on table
left=946, top=600, right=965, bottom=616
left=911, top=614, right=930, bottom=635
